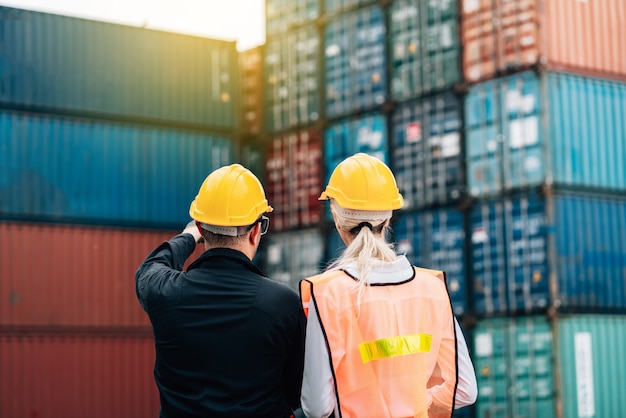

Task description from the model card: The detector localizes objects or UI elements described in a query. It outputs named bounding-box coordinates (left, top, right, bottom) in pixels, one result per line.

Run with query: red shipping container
left=265, top=129, right=322, bottom=231
left=0, top=222, right=205, bottom=328
left=0, top=333, right=159, bottom=418
left=461, top=0, right=626, bottom=83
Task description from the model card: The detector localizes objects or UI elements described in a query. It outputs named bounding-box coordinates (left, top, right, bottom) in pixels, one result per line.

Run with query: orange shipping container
left=0, top=222, right=204, bottom=328
left=461, top=0, right=626, bottom=83
left=0, top=333, right=159, bottom=418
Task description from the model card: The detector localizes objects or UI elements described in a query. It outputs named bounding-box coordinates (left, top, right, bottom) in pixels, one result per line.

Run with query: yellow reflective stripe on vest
left=359, top=334, right=432, bottom=363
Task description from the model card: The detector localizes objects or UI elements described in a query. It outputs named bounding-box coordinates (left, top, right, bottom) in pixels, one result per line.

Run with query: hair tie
left=350, top=222, right=373, bottom=235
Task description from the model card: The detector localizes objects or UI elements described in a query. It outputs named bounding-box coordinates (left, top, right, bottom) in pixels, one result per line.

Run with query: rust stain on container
left=461, top=0, right=626, bottom=82
left=0, top=333, right=159, bottom=418
left=0, top=222, right=205, bottom=328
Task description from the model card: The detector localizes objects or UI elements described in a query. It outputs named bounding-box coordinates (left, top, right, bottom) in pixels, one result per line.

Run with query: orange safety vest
left=300, top=267, right=458, bottom=418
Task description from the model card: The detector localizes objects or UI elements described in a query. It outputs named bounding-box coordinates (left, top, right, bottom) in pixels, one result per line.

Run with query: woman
left=300, top=153, right=477, bottom=418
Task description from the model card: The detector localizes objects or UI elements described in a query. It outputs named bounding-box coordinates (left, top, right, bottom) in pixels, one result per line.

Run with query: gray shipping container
left=0, top=7, right=237, bottom=129
left=263, top=228, right=325, bottom=290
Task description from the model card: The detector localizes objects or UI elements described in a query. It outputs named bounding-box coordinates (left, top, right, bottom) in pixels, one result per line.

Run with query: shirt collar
left=343, top=255, right=414, bottom=284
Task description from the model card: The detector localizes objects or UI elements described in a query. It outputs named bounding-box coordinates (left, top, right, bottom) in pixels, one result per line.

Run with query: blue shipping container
left=466, top=71, right=626, bottom=196
left=324, top=113, right=388, bottom=219
left=325, top=5, right=386, bottom=118
left=470, top=191, right=626, bottom=315
left=264, top=25, right=320, bottom=133
left=391, top=92, right=463, bottom=210
left=394, top=207, right=468, bottom=315
left=0, top=7, right=237, bottom=129
left=0, top=111, right=233, bottom=227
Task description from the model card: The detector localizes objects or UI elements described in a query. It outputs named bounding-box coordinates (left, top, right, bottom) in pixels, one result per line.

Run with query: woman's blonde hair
left=327, top=200, right=400, bottom=294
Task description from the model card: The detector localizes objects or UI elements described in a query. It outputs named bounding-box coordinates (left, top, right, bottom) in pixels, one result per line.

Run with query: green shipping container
left=473, top=315, right=626, bottom=418
left=557, top=316, right=626, bottom=418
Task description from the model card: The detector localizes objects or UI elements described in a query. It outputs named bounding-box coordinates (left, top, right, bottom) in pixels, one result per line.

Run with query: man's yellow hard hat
left=189, top=164, right=273, bottom=226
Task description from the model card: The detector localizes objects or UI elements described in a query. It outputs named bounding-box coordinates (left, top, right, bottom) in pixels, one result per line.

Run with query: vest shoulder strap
left=300, top=270, right=347, bottom=318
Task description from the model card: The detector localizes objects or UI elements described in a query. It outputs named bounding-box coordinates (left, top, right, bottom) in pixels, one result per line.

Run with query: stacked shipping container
left=460, top=0, right=626, bottom=415
left=0, top=7, right=238, bottom=417
left=260, top=0, right=626, bottom=416
left=259, top=0, right=326, bottom=285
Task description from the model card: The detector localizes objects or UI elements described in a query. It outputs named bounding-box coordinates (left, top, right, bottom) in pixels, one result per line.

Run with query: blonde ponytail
left=328, top=201, right=400, bottom=297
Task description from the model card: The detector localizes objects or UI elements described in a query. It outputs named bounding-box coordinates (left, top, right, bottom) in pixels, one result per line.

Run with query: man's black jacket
left=136, top=233, right=306, bottom=418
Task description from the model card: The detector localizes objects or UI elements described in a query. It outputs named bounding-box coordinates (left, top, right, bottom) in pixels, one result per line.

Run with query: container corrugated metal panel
left=558, top=315, right=626, bottom=418
left=239, top=138, right=266, bottom=182
left=324, top=5, right=386, bottom=118
left=391, top=92, right=463, bottom=210
left=264, top=25, right=320, bottom=133
left=0, top=222, right=205, bottom=328
left=0, top=7, right=237, bottom=128
left=324, top=0, right=372, bottom=15
left=470, top=192, right=626, bottom=316
left=461, top=0, right=626, bottom=83
left=473, top=316, right=555, bottom=418
left=394, top=208, right=468, bottom=315
left=264, top=229, right=324, bottom=290
left=265, top=129, right=322, bottom=231
left=389, top=0, right=460, bottom=101
left=466, top=71, right=626, bottom=197
left=266, top=0, right=319, bottom=35
left=0, top=333, right=159, bottom=418
left=0, top=111, right=233, bottom=227
left=240, top=47, right=264, bottom=134
left=474, top=315, right=626, bottom=418
left=324, top=113, right=388, bottom=220
left=325, top=226, right=346, bottom=265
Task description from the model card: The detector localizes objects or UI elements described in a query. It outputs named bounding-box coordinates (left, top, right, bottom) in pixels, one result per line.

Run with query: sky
left=0, top=0, right=266, bottom=50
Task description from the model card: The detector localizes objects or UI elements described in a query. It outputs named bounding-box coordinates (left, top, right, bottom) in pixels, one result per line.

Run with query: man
left=136, top=164, right=306, bottom=418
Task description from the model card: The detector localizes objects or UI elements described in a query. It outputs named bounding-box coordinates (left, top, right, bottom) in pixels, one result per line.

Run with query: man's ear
left=248, top=222, right=261, bottom=244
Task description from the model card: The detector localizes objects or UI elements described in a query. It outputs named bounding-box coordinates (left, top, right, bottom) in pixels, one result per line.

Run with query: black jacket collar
left=187, top=247, right=264, bottom=276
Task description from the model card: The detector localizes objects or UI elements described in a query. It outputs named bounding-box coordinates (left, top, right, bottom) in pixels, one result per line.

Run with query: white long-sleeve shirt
left=301, top=256, right=478, bottom=418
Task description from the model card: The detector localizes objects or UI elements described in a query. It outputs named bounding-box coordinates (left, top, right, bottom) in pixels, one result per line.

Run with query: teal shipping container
left=474, top=315, right=626, bottom=418
left=466, top=71, right=626, bottom=197
left=264, top=25, right=321, bottom=133
left=0, top=111, right=233, bottom=228
left=265, top=0, right=319, bottom=35
left=0, top=7, right=237, bottom=129
left=388, top=0, right=460, bottom=101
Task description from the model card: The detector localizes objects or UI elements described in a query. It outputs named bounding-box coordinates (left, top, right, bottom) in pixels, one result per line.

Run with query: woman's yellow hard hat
left=319, top=153, right=404, bottom=211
